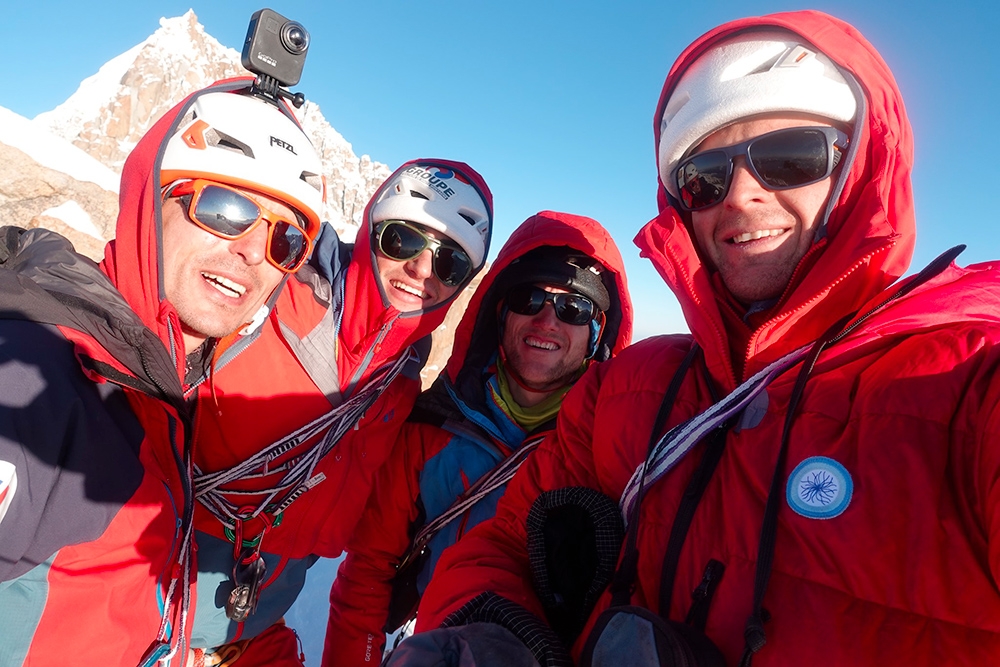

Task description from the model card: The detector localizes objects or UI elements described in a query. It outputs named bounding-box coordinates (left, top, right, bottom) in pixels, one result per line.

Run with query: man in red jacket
left=324, top=211, right=633, bottom=666
left=0, top=79, right=327, bottom=665
left=402, top=10, right=1000, bottom=666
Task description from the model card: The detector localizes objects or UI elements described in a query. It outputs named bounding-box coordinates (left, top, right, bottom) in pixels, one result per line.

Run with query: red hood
left=446, top=210, right=633, bottom=385
left=635, top=10, right=914, bottom=389
left=334, top=159, right=494, bottom=383
left=99, top=77, right=296, bottom=377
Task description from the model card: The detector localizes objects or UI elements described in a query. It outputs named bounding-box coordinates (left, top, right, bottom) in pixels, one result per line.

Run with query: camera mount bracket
left=251, top=74, right=306, bottom=109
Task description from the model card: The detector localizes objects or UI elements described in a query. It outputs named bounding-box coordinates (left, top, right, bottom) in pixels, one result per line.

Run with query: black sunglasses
left=505, top=284, right=597, bottom=326
left=375, top=220, right=472, bottom=287
left=675, top=126, right=849, bottom=212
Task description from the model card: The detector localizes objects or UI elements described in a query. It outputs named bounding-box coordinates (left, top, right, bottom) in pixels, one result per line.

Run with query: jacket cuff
left=441, top=592, right=573, bottom=667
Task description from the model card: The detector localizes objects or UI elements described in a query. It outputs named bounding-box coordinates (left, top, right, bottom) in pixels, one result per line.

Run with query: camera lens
left=280, top=21, right=310, bottom=55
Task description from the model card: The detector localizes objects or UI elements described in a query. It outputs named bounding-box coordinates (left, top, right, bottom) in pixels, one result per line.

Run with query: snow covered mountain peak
left=28, top=10, right=388, bottom=235
left=34, top=10, right=245, bottom=172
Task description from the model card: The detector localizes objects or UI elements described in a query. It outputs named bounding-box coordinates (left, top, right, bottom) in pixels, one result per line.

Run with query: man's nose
left=532, top=300, right=561, bottom=328
left=229, top=220, right=270, bottom=266
left=406, top=248, right=434, bottom=279
left=723, top=157, right=768, bottom=208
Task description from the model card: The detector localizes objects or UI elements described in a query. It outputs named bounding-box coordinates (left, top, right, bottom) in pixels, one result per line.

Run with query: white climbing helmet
left=370, top=162, right=492, bottom=268
left=160, top=90, right=326, bottom=240
left=658, top=29, right=858, bottom=200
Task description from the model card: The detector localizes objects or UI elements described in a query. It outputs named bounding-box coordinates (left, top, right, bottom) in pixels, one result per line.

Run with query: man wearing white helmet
left=324, top=211, right=633, bottom=667
left=185, top=155, right=492, bottom=665
left=0, top=78, right=326, bottom=665
left=369, top=162, right=491, bottom=313
left=407, top=10, right=1000, bottom=666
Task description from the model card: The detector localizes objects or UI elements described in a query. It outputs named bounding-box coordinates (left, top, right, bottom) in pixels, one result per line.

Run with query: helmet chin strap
left=239, top=304, right=270, bottom=336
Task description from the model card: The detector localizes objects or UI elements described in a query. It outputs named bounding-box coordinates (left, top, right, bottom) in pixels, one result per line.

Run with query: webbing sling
left=193, top=349, right=413, bottom=533
left=395, top=434, right=546, bottom=573
left=619, top=343, right=811, bottom=525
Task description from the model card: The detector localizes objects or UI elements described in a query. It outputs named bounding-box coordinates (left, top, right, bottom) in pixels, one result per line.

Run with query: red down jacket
left=324, top=211, right=633, bottom=666
left=417, top=10, right=1000, bottom=665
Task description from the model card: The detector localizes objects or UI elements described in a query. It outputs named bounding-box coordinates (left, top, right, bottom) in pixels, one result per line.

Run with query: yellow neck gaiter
left=494, top=360, right=572, bottom=432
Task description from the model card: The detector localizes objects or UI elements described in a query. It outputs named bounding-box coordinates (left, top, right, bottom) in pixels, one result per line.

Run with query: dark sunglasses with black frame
left=505, top=284, right=599, bottom=326
left=675, top=126, right=850, bottom=212
left=374, top=220, right=473, bottom=288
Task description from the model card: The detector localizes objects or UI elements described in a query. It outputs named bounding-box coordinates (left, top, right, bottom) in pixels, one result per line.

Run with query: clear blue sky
left=4, top=1, right=999, bottom=340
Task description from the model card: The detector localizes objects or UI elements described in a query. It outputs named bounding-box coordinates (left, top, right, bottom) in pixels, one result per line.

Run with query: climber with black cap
left=321, top=210, right=633, bottom=667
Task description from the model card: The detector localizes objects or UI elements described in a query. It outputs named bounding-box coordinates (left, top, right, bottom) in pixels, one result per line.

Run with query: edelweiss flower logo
left=786, top=456, right=852, bottom=519
left=799, top=469, right=838, bottom=505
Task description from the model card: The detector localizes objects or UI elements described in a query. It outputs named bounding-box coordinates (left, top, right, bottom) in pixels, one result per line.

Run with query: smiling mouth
left=202, top=272, right=247, bottom=298
left=525, top=336, right=559, bottom=351
left=730, top=229, right=786, bottom=244
left=391, top=280, right=427, bottom=299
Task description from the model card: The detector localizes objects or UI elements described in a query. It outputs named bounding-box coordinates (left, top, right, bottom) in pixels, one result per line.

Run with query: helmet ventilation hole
left=207, top=129, right=255, bottom=158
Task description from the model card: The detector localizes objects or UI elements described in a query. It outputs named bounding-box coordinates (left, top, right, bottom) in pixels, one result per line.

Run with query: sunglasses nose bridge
left=404, top=245, right=436, bottom=279
left=227, top=216, right=271, bottom=266
left=524, top=297, right=562, bottom=328
left=728, top=156, right=771, bottom=197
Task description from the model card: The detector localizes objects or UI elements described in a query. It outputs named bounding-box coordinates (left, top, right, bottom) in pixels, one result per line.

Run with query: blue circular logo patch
left=786, top=456, right=853, bottom=519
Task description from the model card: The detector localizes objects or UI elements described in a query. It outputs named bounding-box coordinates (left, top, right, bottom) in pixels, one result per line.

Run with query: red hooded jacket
left=417, top=11, right=1000, bottom=665
left=324, top=211, right=633, bottom=665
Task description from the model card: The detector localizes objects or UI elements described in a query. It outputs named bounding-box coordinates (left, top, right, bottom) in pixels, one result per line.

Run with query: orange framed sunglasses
left=168, top=179, right=313, bottom=273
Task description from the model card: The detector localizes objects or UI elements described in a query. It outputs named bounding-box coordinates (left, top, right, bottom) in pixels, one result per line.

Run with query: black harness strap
left=657, top=420, right=728, bottom=616
left=609, top=343, right=700, bottom=607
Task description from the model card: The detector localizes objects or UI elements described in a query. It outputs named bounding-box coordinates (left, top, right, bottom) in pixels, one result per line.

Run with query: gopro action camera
left=242, top=8, right=310, bottom=87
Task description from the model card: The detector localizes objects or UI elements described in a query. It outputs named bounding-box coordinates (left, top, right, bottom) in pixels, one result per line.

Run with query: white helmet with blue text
left=370, top=162, right=492, bottom=269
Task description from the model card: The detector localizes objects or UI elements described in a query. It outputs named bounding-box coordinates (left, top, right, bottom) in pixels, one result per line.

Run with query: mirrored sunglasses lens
left=434, top=247, right=472, bottom=287
left=506, top=285, right=543, bottom=316
left=751, top=129, right=829, bottom=188
left=380, top=223, right=427, bottom=261
left=554, top=293, right=595, bottom=325
left=195, top=185, right=261, bottom=236
left=677, top=153, right=729, bottom=210
left=269, top=221, right=307, bottom=269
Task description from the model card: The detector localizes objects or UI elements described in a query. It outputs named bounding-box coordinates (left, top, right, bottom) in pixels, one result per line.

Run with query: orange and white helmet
left=370, top=162, right=492, bottom=269
left=160, top=90, right=326, bottom=240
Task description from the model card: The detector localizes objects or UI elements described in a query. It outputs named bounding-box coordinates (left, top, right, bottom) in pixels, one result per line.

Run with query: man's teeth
left=526, top=338, right=558, bottom=351
left=202, top=272, right=246, bottom=297
left=732, top=229, right=784, bottom=244
left=392, top=281, right=425, bottom=298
